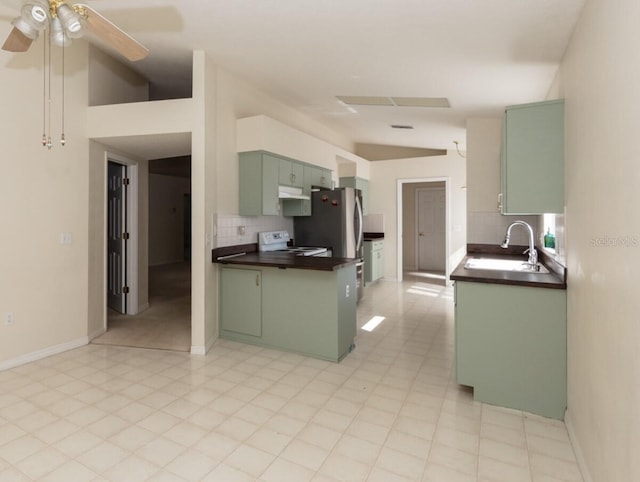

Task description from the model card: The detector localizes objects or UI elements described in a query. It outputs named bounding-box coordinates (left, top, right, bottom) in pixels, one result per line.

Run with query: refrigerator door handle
left=355, top=194, right=364, bottom=252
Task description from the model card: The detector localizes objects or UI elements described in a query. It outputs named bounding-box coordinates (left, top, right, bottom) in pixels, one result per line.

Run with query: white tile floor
left=0, top=275, right=583, bottom=481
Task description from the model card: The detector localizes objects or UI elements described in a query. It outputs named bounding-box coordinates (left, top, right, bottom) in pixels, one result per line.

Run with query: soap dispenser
left=544, top=228, right=556, bottom=249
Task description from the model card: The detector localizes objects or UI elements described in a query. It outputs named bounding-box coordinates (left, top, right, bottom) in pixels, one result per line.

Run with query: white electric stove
left=258, top=230, right=329, bottom=257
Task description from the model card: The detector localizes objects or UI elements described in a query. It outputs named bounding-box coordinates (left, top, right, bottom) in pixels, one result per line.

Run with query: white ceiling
left=3, top=0, right=586, bottom=153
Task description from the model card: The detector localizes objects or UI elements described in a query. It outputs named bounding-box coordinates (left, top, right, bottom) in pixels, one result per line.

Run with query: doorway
left=397, top=178, right=450, bottom=283
left=93, top=155, right=193, bottom=352
left=416, top=186, right=446, bottom=273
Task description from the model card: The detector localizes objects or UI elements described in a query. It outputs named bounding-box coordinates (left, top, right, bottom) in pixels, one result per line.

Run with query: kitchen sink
left=464, top=257, right=549, bottom=273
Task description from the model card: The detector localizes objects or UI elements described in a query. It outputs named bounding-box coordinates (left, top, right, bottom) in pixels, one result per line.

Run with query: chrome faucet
left=501, top=220, right=538, bottom=268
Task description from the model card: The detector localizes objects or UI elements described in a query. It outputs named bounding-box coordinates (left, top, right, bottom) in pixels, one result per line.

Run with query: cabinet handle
left=290, top=173, right=296, bottom=183
left=256, top=274, right=260, bottom=287
left=497, top=193, right=503, bottom=212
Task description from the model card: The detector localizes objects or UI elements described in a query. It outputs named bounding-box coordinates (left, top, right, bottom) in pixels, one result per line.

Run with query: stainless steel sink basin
left=464, top=257, right=549, bottom=273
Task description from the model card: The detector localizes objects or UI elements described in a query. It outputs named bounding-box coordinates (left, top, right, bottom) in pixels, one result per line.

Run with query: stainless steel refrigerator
left=293, top=187, right=365, bottom=300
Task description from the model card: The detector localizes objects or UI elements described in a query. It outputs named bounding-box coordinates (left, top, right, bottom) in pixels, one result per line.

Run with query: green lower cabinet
left=455, top=281, right=566, bottom=419
left=364, top=240, right=384, bottom=283
left=219, top=265, right=357, bottom=362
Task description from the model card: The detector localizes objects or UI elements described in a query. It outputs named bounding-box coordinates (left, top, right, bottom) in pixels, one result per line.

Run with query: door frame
left=414, top=186, right=446, bottom=272
left=104, top=152, right=140, bottom=322
left=396, top=177, right=450, bottom=282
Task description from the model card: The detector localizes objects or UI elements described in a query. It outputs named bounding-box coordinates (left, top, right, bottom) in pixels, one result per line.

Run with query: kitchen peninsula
left=213, top=245, right=358, bottom=362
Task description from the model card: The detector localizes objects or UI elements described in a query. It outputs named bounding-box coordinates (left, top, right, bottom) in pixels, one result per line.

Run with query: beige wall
left=88, top=45, right=149, bottom=106
left=555, top=0, right=640, bottom=480
left=0, top=43, right=91, bottom=367
left=369, top=152, right=467, bottom=281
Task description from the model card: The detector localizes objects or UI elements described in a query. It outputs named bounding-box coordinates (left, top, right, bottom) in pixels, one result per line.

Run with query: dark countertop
left=212, top=245, right=357, bottom=271
left=364, top=232, right=384, bottom=241
left=450, top=244, right=567, bottom=289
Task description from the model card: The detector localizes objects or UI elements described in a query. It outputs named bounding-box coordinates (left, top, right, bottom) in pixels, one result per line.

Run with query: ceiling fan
left=2, top=0, right=148, bottom=61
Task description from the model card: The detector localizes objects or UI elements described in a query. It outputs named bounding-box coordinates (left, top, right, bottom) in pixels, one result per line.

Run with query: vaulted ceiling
left=2, top=0, right=586, bottom=154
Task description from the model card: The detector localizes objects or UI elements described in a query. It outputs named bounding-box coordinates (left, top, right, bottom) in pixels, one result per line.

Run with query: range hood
left=278, top=185, right=310, bottom=200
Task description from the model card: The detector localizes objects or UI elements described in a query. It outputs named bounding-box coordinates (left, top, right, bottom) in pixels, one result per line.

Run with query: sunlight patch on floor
left=361, top=315, right=386, bottom=332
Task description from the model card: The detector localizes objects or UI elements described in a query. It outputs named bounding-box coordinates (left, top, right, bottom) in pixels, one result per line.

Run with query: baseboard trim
left=191, top=335, right=217, bottom=356
left=88, top=327, right=106, bottom=341
left=0, top=337, right=89, bottom=372
left=565, top=409, right=593, bottom=482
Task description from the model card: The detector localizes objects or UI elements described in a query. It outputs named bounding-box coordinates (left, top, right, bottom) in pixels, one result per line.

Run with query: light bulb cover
left=51, top=17, right=72, bottom=47
left=56, top=3, right=83, bottom=37
left=11, top=15, right=40, bottom=40
left=20, top=0, right=50, bottom=29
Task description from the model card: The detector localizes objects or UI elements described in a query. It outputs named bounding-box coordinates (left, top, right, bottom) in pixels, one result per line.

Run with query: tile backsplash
left=214, top=213, right=293, bottom=248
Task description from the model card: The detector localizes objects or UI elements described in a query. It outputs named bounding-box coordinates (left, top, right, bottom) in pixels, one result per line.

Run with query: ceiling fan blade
left=77, top=4, right=149, bottom=61
left=2, top=26, right=33, bottom=52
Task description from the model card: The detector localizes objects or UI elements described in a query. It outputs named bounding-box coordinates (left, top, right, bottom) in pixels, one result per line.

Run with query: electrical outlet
left=5, top=312, right=14, bottom=325
left=346, top=285, right=350, bottom=297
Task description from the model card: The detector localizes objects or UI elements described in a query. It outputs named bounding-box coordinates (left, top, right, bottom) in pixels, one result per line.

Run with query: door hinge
left=122, top=232, right=130, bottom=240
left=122, top=286, right=130, bottom=294
left=123, top=178, right=130, bottom=186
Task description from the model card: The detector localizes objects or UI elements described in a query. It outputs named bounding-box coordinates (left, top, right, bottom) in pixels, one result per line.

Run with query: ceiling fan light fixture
left=56, top=3, right=83, bottom=36
left=10, top=16, right=40, bottom=40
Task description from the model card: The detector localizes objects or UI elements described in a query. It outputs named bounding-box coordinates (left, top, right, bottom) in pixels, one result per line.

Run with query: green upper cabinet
left=282, top=164, right=331, bottom=217
left=501, top=99, right=564, bottom=214
left=239, top=151, right=281, bottom=216
left=308, top=166, right=332, bottom=189
left=279, top=158, right=304, bottom=188
left=240, top=150, right=333, bottom=217
left=339, top=176, right=369, bottom=215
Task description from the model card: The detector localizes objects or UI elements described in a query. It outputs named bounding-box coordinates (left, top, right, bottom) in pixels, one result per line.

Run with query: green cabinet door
left=364, top=239, right=384, bottom=283
left=455, top=281, right=566, bottom=419
left=279, top=158, right=304, bottom=187
left=220, top=267, right=262, bottom=337
left=239, top=151, right=281, bottom=216
left=310, top=166, right=332, bottom=188
left=283, top=164, right=314, bottom=217
left=501, top=99, right=564, bottom=214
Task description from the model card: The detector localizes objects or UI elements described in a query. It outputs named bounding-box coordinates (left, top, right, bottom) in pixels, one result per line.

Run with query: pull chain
left=61, top=39, right=65, bottom=146
left=46, top=26, right=52, bottom=150
left=41, top=28, right=47, bottom=147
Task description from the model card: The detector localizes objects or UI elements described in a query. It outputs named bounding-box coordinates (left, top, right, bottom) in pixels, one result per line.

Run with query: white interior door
left=417, top=187, right=446, bottom=271
left=107, top=162, right=128, bottom=313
